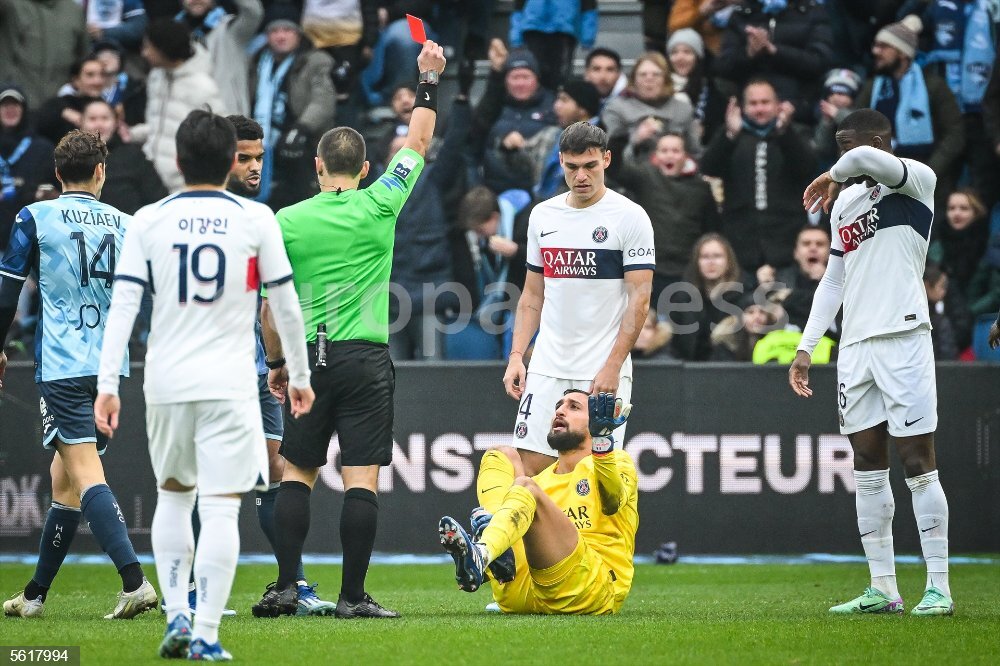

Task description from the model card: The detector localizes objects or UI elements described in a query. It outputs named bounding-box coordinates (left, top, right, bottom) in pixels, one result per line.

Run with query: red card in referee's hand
left=406, top=14, right=427, bottom=43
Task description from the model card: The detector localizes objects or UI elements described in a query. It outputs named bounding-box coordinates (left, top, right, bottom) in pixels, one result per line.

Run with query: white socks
left=151, top=489, right=196, bottom=623
left=854, top=469, right=898, bottom=598
left=192, top=495, right=241, bottom=645
left=906, top=470, right=950, bottom=596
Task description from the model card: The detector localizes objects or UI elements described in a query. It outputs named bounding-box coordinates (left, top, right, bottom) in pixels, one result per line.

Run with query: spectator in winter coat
left=0, top=0, right=90, bottom=108
left=928, top=188, right=989, bottom=296
left=856, top=15, right=965, bottom=204
left=608, top=132, right=720, bottom=307
left=714, top=0, right=834, bottom=124
left=80, top=99, right=167, bottom=215
left=509, top=0, right=598, bottom=91
left=35, top=56, right=106, bottom=146
left=700, top=79, right=816, bottom=272
left=925, top=263, right=960, bottom=360
left=584, top=47, right=627, bottom=110
left=0, top=86, right=57, bottom=251
left=472, top=43, right=557, bottom=195
left=667, top=28, right=727, bottom=146
left=669, top=0, right=740, bottom=56
left=249, top=10, right=337, bottom=209
left=757, top=225, right=835, bottom=336
left=602, top=51, right=701, bottom=161
left=670, top=232, right=748, bottom=361
left=176, top=0, right=262, bottom=115
left=132, top=19, right=223, bottom=192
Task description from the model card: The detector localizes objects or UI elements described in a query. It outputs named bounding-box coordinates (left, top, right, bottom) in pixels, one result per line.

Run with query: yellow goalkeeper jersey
left=533, top=450, right=639, bottom=603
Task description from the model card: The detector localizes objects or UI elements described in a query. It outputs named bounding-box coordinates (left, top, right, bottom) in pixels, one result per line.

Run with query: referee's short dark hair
left=559, top=122, right=608, bottom=155
left=176, top=109, right=237, bottom=186
left=54, top=130, right=108, bottom=183
left=227, top=115, right=264, bottom=142
left=318, top=127, right=366, bottom=177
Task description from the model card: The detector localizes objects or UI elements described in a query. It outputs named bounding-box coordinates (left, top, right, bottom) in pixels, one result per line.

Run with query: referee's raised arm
left=403, top=40, right=448, bottom=157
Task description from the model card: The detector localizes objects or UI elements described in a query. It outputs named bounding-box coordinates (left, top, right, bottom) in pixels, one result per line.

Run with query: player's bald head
left=836, top=109, right=893, bottom=153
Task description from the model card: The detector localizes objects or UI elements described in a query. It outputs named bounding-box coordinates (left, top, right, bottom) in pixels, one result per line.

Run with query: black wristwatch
left=265, top=356, right=286, bottom=370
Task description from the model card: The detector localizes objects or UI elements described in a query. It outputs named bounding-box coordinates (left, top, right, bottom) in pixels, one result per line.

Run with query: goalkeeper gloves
left=588, top=392, right=632, bottom=455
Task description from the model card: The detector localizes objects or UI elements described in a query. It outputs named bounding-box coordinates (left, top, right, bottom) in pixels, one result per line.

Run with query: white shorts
left=146, top=399, right=269, bottom=495
left=837, top=331, right=937, bottom=438
left=511, top=373, right=632, bottom=457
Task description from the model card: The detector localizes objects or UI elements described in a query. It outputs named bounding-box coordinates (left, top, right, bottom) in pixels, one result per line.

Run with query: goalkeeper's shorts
left=493, top=538, right=620, bottom=615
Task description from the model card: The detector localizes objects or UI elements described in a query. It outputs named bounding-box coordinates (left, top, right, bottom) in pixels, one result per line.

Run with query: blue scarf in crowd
left=176, top=6, right=227, bottom=41
left=252, top=51, right=295, bottom=203
left=741, top=116, right=777, bottom=138
left=925, top=0, right=996, bottom=112
left=871, top=66, right=934, bottom=147
left=0, top=137, right=32, bottom=199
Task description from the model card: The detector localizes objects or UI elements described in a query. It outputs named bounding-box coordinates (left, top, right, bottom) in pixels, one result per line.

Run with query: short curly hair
left=54, top=130, right=108, bottom=183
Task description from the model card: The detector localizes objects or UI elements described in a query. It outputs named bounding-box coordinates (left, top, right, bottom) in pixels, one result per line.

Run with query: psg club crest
left=515, top=421, right=528, bottom=439
left=869, top=184, right=882, bottom=201
left=592, top=226, right=609, bottom=243
left=576, top=479, right=591, bottom=496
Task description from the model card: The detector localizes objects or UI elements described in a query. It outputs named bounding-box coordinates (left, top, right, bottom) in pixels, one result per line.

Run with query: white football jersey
left=526, top=189, right=655, bottom=380
left=116, top=191, right=294, bottom=404
left=829, top=157, right=935, bottom=347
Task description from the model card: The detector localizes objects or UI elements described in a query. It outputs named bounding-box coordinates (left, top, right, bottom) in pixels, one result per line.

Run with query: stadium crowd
left=1, top=0, right=998, bottom=363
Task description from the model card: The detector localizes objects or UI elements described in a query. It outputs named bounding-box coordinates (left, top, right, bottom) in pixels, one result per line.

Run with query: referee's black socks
left=274, top=481, right=312, bottom=590
left=340, top=487, right=379, bottom=604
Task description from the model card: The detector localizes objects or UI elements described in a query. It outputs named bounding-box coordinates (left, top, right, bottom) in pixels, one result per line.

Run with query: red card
left=406, top=14, right=427, bottom=43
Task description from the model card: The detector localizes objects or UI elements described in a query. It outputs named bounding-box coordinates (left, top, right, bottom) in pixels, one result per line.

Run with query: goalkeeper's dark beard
left=547, top=429, right=587, bottom=452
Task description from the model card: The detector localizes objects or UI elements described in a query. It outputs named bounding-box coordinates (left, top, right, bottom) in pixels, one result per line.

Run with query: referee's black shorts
left=280, top=340, right=394, bottom=469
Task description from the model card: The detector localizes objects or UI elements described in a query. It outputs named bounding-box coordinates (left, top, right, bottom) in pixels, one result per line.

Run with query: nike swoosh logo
left=481, top=486, right=502, bottom=493
left=904, top=417, right=925, bottom=427
left=540, top=230, right=557, bottom=237
left=424, top=92, right=430, bottom=101
left=859, top=602, right=882, bottom=610
left=860, top=530, right=877, bottom=538
left=920, top=523, right=940, bottom=533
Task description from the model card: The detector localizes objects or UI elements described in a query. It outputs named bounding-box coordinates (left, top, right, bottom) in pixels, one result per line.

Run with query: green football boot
left=911, top=587, right=954, bottom=616
left=829, top=587, right=904, bottom=614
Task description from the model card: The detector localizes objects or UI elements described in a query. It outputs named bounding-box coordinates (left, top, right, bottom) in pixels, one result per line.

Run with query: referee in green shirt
left=256, top=40, right=447, bottom=619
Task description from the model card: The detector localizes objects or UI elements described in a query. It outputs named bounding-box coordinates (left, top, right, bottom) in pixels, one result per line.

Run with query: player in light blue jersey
left=0, top=130, right=156, bottom=619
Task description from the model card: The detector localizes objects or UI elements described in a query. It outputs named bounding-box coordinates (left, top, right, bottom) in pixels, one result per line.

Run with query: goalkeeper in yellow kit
left=438, top=390, right=638, bottom=615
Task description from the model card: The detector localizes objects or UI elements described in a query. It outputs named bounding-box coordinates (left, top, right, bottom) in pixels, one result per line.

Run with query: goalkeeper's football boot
left=105, top=578, right=158, bottom=619
left=250, top=582, right=298, bottom=618
left=187, top=638, right=232, bottom=661
left=158, top=614, right=192, bottom=659
left=296, top=582, right=337, bottom=616
left=439, top=516, right=485, bottom=592
left=469, top=507, right=516, bottom=584
left=334, top=593, right=400, bottom=619
left=829, top=586, right=904, bottom=614
left=3, top=591, right=44, bottom=618
left=911, top=587, right=954, bottom=616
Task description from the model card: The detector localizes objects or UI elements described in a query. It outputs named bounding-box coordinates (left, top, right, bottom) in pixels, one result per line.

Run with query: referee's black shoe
left=334, top=593, right=400, bottom=619
left=251, top=582, right=298, bottom=617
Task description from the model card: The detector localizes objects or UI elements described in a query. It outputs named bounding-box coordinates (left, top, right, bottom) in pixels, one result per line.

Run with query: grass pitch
left=1, top=561, right=997, bottom=665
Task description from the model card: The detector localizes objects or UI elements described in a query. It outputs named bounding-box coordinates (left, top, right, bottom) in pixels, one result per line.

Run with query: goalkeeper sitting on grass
left=439, top=390, right=638, bottom=615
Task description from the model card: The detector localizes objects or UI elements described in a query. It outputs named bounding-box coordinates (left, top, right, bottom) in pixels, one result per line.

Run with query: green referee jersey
left=275, top=148, right=425, bottom=343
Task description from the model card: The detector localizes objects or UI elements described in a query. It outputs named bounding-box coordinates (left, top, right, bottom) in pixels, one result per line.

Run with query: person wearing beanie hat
left=0, top=84, right=58, bottom=252
left=249, top=4, right=336, bottom=209
left=856, top=14, right=965, bottom=203
left=667, top=29, right=704, bottom=60
left=533, top=79, right=602, bottom=198
left=813, top=69, right=863, bottom=169
left=668, top=28, right=726, bottom=144
left=474, top=38, right=557, bottom=194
